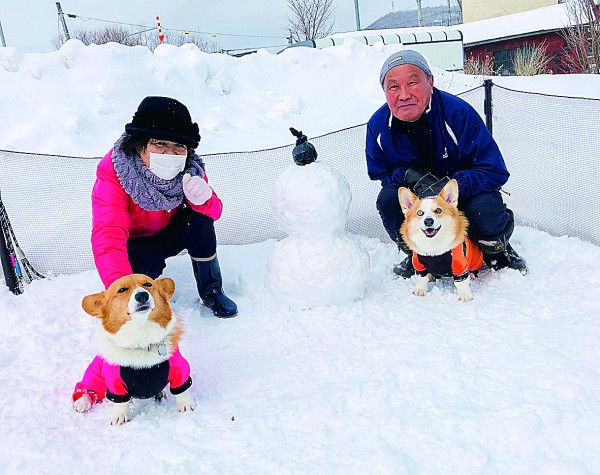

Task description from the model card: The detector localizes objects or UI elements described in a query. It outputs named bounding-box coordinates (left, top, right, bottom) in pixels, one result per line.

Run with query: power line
left=225, top=44, right=289, bottom=52
left=64, top=12, right=285, bottom=39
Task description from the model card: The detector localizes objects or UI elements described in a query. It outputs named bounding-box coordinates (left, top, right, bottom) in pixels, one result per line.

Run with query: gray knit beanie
left=379, top=50, right=432, bottom=87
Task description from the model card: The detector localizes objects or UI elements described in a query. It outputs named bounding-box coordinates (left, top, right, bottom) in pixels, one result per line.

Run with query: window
left=493, top=49, right=516, bottom=75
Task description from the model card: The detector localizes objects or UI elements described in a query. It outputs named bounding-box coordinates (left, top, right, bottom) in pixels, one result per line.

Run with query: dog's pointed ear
left=156, top=277, right=176, bottom=302
left=440, top=179, right=459, bottom=206
left=398, top=187, right=417, bottom=215
left=82, top=292, right=106, bottom=319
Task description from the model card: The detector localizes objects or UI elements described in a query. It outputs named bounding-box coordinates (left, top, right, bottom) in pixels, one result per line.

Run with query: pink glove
left=182, top=173, right=212, bottom=206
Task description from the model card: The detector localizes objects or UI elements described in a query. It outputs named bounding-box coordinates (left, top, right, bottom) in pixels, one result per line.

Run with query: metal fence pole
left=0, top=193, right=18, bottom=294
left=0, top=20, right=7, bottom=47
left=484, top=79, right=493, bottom=135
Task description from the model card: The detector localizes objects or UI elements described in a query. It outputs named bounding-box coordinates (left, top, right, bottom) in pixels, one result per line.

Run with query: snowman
left=265, top=128, right=370, bottom=308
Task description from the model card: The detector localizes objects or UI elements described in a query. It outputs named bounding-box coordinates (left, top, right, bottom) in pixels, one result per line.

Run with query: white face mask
left=148, top=152, right=187, bottom=180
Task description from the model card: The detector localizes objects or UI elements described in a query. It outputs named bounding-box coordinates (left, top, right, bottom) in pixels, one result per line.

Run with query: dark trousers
left=376, top=183, right=510, bottom=249
left=127, top=206, right=217, bottom=279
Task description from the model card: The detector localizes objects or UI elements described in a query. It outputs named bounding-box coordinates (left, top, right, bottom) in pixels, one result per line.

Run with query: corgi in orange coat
left=398, top=179, right=483, bottom=302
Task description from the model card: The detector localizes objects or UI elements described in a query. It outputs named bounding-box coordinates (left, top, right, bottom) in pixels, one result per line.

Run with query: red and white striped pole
left=156, top=16, right=165, bottom=42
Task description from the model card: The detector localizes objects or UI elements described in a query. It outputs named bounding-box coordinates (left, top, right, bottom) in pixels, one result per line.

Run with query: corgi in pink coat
left=73, top=274, right=195, bottom=425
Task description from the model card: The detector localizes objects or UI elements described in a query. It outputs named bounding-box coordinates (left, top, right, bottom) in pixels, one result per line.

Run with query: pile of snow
left=1, top=38, right=599, bottom=157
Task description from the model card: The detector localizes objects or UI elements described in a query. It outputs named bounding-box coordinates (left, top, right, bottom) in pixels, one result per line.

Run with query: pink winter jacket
left=91, top=149, right=223, bottom=288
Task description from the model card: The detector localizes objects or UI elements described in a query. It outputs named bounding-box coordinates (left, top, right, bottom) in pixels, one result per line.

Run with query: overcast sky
left=0, top=0, right=444, bottom=53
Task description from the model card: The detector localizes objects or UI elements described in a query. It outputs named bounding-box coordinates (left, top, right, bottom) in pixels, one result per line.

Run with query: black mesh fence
left=491, top=85, right=600, bottom=245
left=1, top=82, right=599, bottom=288
left=0, top=151, right=98, bottom=278
left=0, top=127, right=386, bottom=280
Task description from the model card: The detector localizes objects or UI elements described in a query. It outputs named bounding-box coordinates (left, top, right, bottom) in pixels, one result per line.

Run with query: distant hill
left=366, top=4, right=462, bottom=29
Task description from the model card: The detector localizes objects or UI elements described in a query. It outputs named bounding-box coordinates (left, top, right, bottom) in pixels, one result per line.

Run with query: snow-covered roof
left=330, top=3, right=576, bottom=47
left=454, top=3, right=574, bottom=46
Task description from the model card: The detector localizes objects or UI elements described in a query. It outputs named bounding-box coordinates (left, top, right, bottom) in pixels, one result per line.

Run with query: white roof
left=453, top=3, right=574, bottom=45
left=330, top=3, right=576, bottom=47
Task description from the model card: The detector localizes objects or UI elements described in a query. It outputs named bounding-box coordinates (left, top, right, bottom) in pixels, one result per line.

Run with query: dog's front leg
left=175, top=389, right=196, bottom=412
left=111, top=402, right=130, bottom=425
left=412, top=274, right=430, bottom=296
left=455, top=277, right=473, bottom=302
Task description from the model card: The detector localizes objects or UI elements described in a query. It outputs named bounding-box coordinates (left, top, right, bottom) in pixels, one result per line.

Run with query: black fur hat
left=125, top=96, right=201, bottom=149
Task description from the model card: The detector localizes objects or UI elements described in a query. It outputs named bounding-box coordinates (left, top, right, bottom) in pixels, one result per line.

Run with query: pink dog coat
left=72, top=348, right=192, bottom=404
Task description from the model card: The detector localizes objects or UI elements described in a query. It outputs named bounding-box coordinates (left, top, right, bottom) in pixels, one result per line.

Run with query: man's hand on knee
left=404, top=167, right=450, bottom=198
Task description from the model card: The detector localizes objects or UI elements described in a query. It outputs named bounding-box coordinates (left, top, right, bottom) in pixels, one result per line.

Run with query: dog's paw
left=111, top=414, right=129, bottom=425
left=412, top=288, right=427, bottom=297
left=455, top=279, right=473, bottom=302
left=111, top=402, right=130, bottom=425
left=457, top=286, right=473, bottom=301
left=457, top=292, right=473, bottom=302
left=412, top=275, right=429, bottom=296
left=175, top=390, right=196, bottom=412
left=73, top=394, right=93, bottom=413
left=177, top=400, right=196, bottom=412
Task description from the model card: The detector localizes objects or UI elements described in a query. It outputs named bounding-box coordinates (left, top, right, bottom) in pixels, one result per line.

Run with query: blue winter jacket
left=366, top=87, right=509, bottom=198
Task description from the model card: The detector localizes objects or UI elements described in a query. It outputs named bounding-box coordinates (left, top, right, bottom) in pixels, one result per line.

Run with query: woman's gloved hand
left=182, top=173, right=212, bottom=206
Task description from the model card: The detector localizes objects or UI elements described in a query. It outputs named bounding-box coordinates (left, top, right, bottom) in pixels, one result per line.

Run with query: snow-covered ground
left=1, top=40, right=600, bottom=473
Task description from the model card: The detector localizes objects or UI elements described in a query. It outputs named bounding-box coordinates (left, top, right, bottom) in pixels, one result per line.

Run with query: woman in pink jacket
left=92, top=96, right=237, bottom=318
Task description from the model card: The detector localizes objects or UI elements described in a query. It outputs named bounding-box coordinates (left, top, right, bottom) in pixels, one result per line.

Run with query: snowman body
left=265, top=161, right=370, bottom=308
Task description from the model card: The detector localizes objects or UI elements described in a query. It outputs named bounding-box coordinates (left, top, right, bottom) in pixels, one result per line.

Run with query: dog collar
left=147, top=341, right=168, bottom=356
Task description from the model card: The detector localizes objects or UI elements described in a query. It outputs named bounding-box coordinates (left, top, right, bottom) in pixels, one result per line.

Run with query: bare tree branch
left=561, top=0, right=600, bottom=73
left=463, top=54, right=500, bottom=75
left=52, top=25, right=221, bottom=53
left=286, top=0, right=335, bottom=43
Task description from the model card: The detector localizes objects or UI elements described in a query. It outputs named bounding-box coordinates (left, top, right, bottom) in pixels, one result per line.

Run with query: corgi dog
left=398, top=179, right=483, bottom=302
left=72, top=274, right=195, bottom=425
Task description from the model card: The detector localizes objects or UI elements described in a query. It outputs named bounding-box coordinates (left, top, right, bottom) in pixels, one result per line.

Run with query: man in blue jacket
left=366, top=50, right=527, bottom=277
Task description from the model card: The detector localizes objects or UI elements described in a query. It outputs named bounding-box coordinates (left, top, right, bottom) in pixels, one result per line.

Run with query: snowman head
left=272, top=161, right=351, bottom=237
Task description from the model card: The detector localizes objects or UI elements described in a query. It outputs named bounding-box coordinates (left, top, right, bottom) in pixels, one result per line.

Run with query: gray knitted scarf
left=112, top=134, right=205, bottom=211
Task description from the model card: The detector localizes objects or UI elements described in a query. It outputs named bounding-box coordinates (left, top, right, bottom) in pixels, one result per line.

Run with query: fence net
left=1, top=84, right=599, bottom=283
left=491, top=85, right=600, bottom=245
left=0, top=126, right=388, bottom=278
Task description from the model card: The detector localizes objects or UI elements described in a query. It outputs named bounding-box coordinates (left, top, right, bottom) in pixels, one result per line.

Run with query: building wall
left=465, top=31, right=568, bottom=74
left=463, top=0, right=558, bottom=23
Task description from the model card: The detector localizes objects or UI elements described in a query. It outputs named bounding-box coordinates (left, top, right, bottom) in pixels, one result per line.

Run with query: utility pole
left=354, top=0, right=361, bottom=31
left=416, top=0, right=423, bottom=27
left=55, top=2, right=70, bottom=41
left=0, top=20, right=6, bottom=47
left=447, top=0, right=452, bottom=25
left=455, top=0, right=462, bottom=21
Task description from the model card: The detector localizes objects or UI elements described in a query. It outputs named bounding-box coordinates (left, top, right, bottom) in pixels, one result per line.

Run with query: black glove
left=404, top=166, right=450, bottom=198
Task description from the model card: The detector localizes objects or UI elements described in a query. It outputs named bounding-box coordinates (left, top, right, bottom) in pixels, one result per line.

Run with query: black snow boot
left=392, top=240, right=415, bottom=278
left=478, top=209, right=528, bottom=275
left=393, top=254, right=415, bottom=278
left=482, top=243, right=528, bottom=275
left=191, top=256, right=238, bottom=318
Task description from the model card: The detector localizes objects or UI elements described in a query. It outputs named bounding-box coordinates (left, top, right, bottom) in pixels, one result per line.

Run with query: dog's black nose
left=424, top=217, right=434, bottom=227
left=135, top=291, right=149, bottom=303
